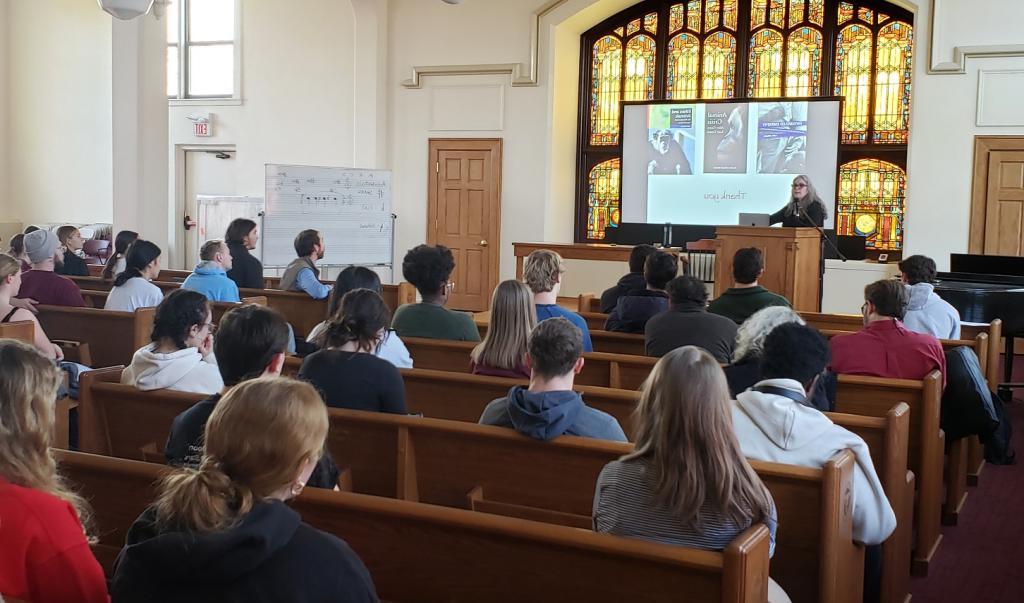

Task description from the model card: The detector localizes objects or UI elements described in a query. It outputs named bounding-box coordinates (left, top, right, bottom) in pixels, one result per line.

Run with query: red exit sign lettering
left=194, top=122, right=211, bottom=137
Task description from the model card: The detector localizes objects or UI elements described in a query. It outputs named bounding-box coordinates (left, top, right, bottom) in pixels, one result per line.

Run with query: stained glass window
left=768, top=0, right=785, bottom=27
left=703, top=32, right=737, bottom=98
left=687, top=0, right=702, bottom=32
left=874, top=21, right=913, bottom=143
left=786, top=27, right=823, bottom=96
left=749, top=29, right=784, bottom=97
left=670, top=4, right=686, bottom=33
left=644, top=12, right=658, bottom=33
left=723, top=0, right=738, bottom=30
left=808, top=0, right=824, bottom=25
left=587, top=159, right=621, bottom=240
left=614, top=26, right=625, bottom=36
left=834, top=24, right=873, bottom=143
left=667, top=33, right=701, bottom=99
left=789, top=0, right=806, bottom=28
left=858, top=7, right=875, bottom=23
left=626, top=18, right=641, bottom=36
left=878, top=12, right=890, bottom=23
left=706, top=0, right=721, bottom=32
left=625, top=34, right=658, bottom=101
left=837, top=159, right=906, bottom=250
left=751, top=0, right=768, bottom=28
left=838, top=2, right=854, bottom=24
left=589, top=35, right=622, bottom=146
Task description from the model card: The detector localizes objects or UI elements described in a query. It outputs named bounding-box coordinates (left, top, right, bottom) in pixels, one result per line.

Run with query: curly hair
left=320, top=289, right=391, bottom=352
left=151, top=289, right=211, bottom=349
left=401, top=244, right=455, bottom=298
left=523, top=250, right=563, bottom=294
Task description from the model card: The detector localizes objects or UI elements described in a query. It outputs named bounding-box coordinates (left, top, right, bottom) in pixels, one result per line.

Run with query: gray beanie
left=24, top=229, right=59, bottom=264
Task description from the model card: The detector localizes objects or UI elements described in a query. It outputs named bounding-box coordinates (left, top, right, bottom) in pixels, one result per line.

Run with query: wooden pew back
left=36, top=305, right=155, bottom=368
left=0, top=320, right=34, bottom=344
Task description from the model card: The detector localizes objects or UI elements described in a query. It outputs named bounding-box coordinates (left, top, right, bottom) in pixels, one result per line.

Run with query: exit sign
left=194, top=121, right=211, bottom=137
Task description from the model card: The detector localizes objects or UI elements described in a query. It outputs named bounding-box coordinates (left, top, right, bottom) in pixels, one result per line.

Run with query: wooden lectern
left=712, top=227, right=822, bottom=312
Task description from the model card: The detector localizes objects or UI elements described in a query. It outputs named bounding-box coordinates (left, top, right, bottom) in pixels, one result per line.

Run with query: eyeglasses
left=445, top=281, right=456, bottom=292
left=201, top=321, right=216, bottom=334
left=792, top=183, right=807, bottom=188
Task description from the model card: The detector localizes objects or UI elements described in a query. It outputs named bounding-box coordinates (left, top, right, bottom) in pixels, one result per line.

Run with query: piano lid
left=950, top=253, right=1024, bottom=278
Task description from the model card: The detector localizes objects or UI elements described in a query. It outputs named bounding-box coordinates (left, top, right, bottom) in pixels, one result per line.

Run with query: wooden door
left=983, top=151, right=1024, bottom=255
left=427, top=139, right=502, bottom=312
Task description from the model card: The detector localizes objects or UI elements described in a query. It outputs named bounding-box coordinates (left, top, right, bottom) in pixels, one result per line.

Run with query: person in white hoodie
left=898, top=255, right=961, bottom=340
left=731, top=322, right=896, bottom=603
left=121, top=289, right=223, bottom=395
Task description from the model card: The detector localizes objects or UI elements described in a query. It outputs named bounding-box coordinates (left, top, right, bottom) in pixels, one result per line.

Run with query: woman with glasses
left=769, top=174, right=828, bottom=228
left=121, top=289, right=224, bottom=394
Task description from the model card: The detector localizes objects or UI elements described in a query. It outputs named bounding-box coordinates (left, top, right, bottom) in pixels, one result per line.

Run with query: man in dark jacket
left=645, top=275, right=738, bottom=362
left=708, top=247, right=791, bottom=324
left=605, top=251, right=676, bottom=333
left=225, top=218, right=265, bottom=289
left=599, top=244, right=657, bottom=313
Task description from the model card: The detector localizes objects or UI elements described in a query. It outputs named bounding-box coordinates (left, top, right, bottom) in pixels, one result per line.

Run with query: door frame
left=426, top=138, right=503, bottom=308
left=969, top=136, right=1024, bottom=254
left=172, top=144, right=236, bottom=269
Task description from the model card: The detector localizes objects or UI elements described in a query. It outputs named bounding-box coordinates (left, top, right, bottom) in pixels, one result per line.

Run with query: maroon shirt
left=470, top=359, right=531, bottom=380
left=16, top=270, right=86, bottom=307
left=829, top=318, right=946, bottom=386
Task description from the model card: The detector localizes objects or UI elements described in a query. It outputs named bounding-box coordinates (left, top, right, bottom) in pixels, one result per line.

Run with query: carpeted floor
left=909, top=394, right=1024, bottom=601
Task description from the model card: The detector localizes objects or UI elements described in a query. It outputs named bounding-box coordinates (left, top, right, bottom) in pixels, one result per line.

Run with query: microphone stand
left=795, top=204, right=847, bottom=262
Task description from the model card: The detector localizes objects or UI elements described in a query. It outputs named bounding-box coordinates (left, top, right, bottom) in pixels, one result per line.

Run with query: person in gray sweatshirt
left=899, top=255, right=961, bottom=340
left=478, top=317, right=627, bottom=442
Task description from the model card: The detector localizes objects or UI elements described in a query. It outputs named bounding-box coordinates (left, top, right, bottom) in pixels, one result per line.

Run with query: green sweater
left=392, top=302, right=481, bottom=342
left=707, top=285, right=791, bottom=324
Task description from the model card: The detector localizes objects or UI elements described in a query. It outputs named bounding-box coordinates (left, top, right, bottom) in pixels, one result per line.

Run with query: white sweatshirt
left=732, top=378, right=897, bottom=545
left=121, top=343, right=223, bottom=395
left=104, top=277, right=164, bottom=312
left=903, top=282, right=961, bottom=340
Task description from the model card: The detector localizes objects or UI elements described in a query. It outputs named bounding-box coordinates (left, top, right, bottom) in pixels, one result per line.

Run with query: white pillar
left=111, top=12, right=169, bottom=259
left=351, top=0, right=389, bottom=169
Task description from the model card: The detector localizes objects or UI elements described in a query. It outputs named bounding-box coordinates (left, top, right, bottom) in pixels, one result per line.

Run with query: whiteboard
left=263, top=164, right=393, bottom=267
left=196, top=196, right=266, bottom=261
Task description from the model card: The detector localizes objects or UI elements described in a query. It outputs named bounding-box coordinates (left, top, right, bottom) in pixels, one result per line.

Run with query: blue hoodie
left=181, top=261, right=241, bottom=303
left=479, top=386, right=627, bottom=442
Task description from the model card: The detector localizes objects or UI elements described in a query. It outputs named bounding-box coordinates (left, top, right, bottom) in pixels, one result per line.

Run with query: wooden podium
left=712, top=227, right=822, bottom=312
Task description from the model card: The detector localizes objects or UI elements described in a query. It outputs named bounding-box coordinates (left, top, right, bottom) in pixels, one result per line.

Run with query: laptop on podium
left=738, top=213, right=771, bottom=227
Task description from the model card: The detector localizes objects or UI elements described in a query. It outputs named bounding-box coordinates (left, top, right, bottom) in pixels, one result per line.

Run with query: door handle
left=479, top=240, right=488, bottom=247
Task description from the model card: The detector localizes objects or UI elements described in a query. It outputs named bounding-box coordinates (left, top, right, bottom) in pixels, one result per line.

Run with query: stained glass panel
left=723, top=0, right=738, bottom=30
left=878, top=12, right=891, bottom=23
left=834, top=24, right=873, bottom=143
left=789, top=0, right=806, bottom=29
left=768, top=0, right=785, bottom=27
left=644, top=12, right=658, bottom=33
left=589, top=35, right=622, bottom=146
left=626, top=18, right=641, bottom=36
left=687, top=0, right=702, bottom=32
left=667, top=33, right=701, bottom=99
left=625, top=34, right=658, bottom=101
left=808, top=0, right=824, bottom=25
left=670, top=3, right=686, bottom=33
left=858, top=7, right=875, bottom=23
left=706, top=0, right=721, bottom=32
left=703, top=32, right=737, bottom=98
left=749, top=29, right=784, bottom=97
left=751, top=0, right=768, bottom=28
left=587, top=159, right=621, bottom=239
left=837, top=159, right=906, bottom=250
left=838, top=2, right=854, bottom=24
left=614, top=26, right=624, bottom=36
left=786, top=27, right=823, bottom=96
left=874, top=22, right=913, bottom=143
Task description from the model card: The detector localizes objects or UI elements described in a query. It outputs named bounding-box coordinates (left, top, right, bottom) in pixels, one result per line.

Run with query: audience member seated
left=8, top=233, right=31, bottom=272
left=104, top=239, right=164, bottom=312
left=470, top=280, right=535, bottom=379
left=102, top=229, right=138, bottom=282
left=182, top=239, right=241, bottom=303
left=644, top=275, right=737, bottom=362
left=0, top=254, right=63, bottom=360
left=165, top=305, right=340, bottom=490
left=121, top=289, right=223, bottom=395
left=392, top=244, right=480, bottom=341
left=830, top=279, right=947, bottom=383
left=724, top=306, right=801, bottom=393
left=599, top=243, right=657, bottom=313
left=16, top=229, right=86, bottom=308
left=732, top=323, right=896, bottom=601
left=605, top=251, right=676, bottom=333
left=594, top=346, right=785, bottom=603
left=279, top=229, right=332, bottom=300
left=899, top=254, right=961, bottom=340
left=23, top=225, right=39, bottom=234
left=225, top=218, right=264, bottom=289
left=299, top=289, right=406, bottom=414
left=54, top=225, right=89, bottom=277
left=111, top=377, right=378, bottom=602
left=0, top=340, right=108, bottom=602
left=307, top=266, right=412, bottom=368
left=708, top=247, right=791, bottom=324
left=479, top=317, right=626, bottom=442
left=523, top=249, right=593, bottom=352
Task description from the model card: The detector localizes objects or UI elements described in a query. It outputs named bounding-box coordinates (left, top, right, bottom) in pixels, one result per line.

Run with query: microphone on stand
left=799, top=201, right=848, bottom=262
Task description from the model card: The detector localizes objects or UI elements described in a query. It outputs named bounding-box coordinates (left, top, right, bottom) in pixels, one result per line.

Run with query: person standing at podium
left=769, top=175, right=827, bottom=228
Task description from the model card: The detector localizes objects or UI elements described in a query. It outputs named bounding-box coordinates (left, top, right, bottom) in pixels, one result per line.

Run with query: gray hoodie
left=479, top=386, right=627, bottom=442
left=121, top=343, right=224, bottom=395
left=731, top=379, right=897, bottom=545
left=903, top=282, right=961, bottom=340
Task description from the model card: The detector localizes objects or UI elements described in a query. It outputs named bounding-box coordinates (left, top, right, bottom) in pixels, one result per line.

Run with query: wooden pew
left=57, top=449, right=772, bottom=603
left=36, top=305, right=155, bottom=368
left=78, top=289, right=267, bottom=323
left=0, top=319, right=34, bottom=343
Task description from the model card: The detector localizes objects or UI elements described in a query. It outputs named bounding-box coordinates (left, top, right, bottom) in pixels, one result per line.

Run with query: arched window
left=577, top=0, right=913, bottom=253
left=836, top=159, right=905, bottom=250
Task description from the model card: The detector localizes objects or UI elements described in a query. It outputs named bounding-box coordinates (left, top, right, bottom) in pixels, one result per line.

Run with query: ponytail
left=113, top=239, right=160, bottom=287
left=103, top=230, right=139, bottom=282
left=320, top=289, right=389, bottom=351
left=155, top=457, right=254, bottom=533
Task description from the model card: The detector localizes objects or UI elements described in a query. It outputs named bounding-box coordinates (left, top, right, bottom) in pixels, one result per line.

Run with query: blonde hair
left=625, top=346, right=774, bottom=529
left=155, top=377, right=328, bottom=533
left=471, top=280, right=536, bottom=370
left=733, top=306, right=805, bottom=361
left=0, top=340, right=94, bottom=535
left=0, top=253, right=20, bottom=281
left=523, top=249, right=564, bottom=293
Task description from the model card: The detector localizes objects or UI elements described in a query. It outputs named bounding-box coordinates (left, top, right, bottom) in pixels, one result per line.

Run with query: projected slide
left=620, top=99, right=839, bottom=228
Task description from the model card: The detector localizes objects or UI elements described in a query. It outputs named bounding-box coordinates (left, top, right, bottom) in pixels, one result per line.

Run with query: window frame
left=574, top=0, right=914, bottom=252
left=168, top=0, right=242, bottom=106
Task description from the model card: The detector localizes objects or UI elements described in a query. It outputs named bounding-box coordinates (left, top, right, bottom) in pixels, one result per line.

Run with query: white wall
left=6, top=0, right=112, bottom=225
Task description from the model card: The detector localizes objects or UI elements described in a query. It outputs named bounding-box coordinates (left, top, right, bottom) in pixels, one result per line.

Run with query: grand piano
left=936, top=253, right=1024, bottom=387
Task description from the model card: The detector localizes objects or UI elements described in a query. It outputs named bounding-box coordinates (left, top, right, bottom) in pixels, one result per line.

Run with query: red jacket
left=0, top=478, right=109, bottom=603
left=829, top=318, right=946, bottom=386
